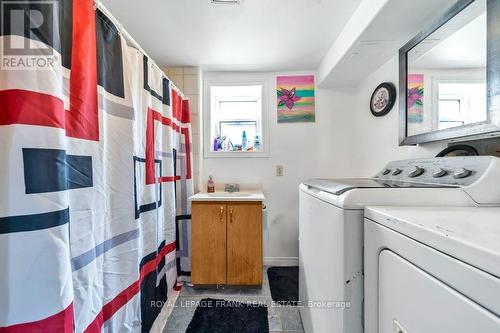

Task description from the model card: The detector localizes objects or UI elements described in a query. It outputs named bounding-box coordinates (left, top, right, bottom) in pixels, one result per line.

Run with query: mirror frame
left=399, top=0, right=500, bottom=145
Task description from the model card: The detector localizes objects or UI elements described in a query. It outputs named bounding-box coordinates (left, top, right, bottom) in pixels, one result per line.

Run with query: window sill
left=203, top=150, right=269, bottom=158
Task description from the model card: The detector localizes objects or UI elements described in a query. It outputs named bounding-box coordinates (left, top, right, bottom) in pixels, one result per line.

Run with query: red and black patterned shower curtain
left=0, top=0, right=193, bottom=331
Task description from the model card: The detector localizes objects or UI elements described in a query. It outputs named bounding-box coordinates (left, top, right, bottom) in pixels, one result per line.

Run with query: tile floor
left=163, top=267, right=304, bottom=333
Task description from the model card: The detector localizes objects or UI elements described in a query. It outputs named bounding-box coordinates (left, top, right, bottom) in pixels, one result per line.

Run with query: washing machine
left=299, top=156, right=500, bottom=333
left=364, top=206, right=500, bottom=333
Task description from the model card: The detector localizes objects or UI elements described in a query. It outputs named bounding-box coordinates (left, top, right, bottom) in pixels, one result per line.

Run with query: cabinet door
left=191, top=202, right=226, bottom=285
left=227, top=202, right=263, bottom=285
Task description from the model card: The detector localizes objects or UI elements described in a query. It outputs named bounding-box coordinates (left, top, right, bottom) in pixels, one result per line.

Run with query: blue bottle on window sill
left=242, top=131, right=247, bottom=150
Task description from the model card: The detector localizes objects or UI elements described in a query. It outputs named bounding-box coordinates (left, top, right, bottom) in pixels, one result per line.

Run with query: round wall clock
left=370, top=82, right=396, bottom=117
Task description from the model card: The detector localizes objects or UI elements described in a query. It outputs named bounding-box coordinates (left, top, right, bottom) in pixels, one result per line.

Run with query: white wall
left=162, top=67, right=202, bottom=193
left=200, top=71, right=355, bottom=263
left=350, top=55, right=447, bottom=176
left=199, top=57, right=455, bottom=262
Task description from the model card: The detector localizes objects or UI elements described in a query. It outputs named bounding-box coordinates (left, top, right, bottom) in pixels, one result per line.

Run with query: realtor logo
left=1, top=0, right=58, bottom=69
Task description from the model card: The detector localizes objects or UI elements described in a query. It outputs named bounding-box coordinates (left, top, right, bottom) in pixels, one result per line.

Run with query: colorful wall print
left=277, top=75, right=315, bottom=123
left=407, top=74, right=424, bottom=123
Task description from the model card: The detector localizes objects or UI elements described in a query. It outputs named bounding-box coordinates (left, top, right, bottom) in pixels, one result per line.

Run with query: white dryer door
left=379, top=250, right=500, bottom=333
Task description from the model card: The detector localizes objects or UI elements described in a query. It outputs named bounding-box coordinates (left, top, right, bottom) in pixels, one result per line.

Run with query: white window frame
left=437, top=97, right=466, bottom=129
left=431, top=76, right=485, bottom=131
left=203, top=75, right=270, bottom=158
left=213, top=95, right=262, bottom=141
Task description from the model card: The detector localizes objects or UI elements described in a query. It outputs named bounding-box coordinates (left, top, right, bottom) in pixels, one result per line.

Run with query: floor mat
left=267, top=266, right=298, bottom=305
left=185, top=298, right=269, bottom=333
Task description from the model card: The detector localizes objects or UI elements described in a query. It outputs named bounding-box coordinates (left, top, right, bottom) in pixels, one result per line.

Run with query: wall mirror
left=399, top=0, right=500, bottom=145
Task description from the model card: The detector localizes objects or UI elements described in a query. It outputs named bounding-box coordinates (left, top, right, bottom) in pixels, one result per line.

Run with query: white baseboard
left=264, top=257, right=299, bottom=266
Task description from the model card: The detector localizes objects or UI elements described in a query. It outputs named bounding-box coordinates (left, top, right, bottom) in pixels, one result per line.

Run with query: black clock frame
left=370, top=82, right=396, bottom=117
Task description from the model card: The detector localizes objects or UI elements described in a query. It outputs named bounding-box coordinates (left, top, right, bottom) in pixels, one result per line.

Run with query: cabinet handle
left=220, top=206, right=224, bottom=223
left=229, top=208, right=233, bottom=223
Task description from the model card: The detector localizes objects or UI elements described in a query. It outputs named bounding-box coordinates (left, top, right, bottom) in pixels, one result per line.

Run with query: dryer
left=364, top=206, right=500, bottom=333
left=299, top=156, right=500, bottom=333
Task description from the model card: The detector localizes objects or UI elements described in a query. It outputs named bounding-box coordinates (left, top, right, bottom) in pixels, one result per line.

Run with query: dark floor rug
left=267, top=266, right=298, bottom=305
left=185, top=298, right=269, bottom=333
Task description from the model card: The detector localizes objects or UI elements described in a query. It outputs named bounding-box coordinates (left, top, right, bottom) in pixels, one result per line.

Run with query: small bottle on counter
left=207, top=175, right=215, bottom=193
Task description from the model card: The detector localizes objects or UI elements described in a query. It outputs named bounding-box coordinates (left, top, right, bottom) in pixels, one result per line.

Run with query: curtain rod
left=93, top=0, right=184, bottom=97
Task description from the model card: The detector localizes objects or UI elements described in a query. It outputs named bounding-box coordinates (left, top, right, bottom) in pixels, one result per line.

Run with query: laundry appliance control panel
left=375, top=156, right=493, bottom=186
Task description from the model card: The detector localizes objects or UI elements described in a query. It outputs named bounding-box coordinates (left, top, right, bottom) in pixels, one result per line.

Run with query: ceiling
left=318, top=0, right=460, bottom=88
left=410, top=2, right=486, bottom=70
left=100, top=0, right=362, bottom=71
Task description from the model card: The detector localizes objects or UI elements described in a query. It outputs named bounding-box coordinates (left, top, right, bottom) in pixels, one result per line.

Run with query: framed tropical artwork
left=407, top=74, right=424, bottom=123
left=277, top=75, right=315, bottom=123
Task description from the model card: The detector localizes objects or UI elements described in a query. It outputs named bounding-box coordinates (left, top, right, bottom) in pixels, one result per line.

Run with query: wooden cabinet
left=226, top=203, right=263, bottom=285
left=191, top=203, right=227, bottom=285
left=191, top=201, right=263, bottom=286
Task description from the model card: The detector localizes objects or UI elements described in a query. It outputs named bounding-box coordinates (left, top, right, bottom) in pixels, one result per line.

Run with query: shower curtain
left=0, top=0, right=193, bottom=332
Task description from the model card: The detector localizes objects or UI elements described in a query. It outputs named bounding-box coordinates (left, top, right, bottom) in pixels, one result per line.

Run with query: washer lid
left=365, top=206, right=500, bottom=278
left=303, top=178, right=455, bottom=195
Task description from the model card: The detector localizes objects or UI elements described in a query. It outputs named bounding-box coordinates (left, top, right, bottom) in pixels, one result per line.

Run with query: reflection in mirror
left=407, top=0, right=486, bottom=136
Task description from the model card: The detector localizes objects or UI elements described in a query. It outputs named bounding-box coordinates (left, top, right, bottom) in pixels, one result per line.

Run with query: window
left=438, top=99, right=464, bottom=129
left=434, top=80, right=486, bottom=130
left=206, top=84, right=267, bottom=156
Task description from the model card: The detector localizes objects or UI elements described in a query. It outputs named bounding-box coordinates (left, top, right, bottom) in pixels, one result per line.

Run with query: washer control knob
left=432, top=168, right=447, bottom=178
left=408, top=166, right=424, bottom=178
left=382, top=168, right=391, bottom=175
left=392, top=168, right=403, bottom=176
left=453, top=168, right=472, bottom=179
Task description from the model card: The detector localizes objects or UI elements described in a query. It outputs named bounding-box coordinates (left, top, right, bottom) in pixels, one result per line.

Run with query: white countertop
left=189, top=190, right=265, bottom=202
left=365, top=206, right=500, bottom=278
